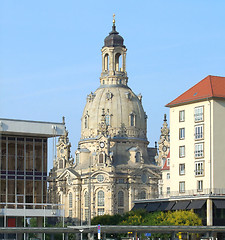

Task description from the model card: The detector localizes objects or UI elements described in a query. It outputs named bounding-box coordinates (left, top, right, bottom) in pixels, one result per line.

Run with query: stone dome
left=81, top=85, right=147, bottom=142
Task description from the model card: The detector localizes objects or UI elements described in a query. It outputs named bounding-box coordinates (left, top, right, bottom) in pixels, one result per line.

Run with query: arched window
left=84, top=116, right=88, bottom=129
left=84, top=191, right=89, bottom=207
left=140, top=191, right=146, bottom=199
left=69, top=192, right=73, bottom=208
left=130, top=113, right=135, bottom=127
left=97, top=190, right=105, bottom=206
left=115, top=53, right=122, bottom=71
left=136, top=152, right=141, bottom=163
left=99, top=153, right=104, bottom=164
left=118, top=191, right=124, bottom=207
left=59, top=159, right=63, bottom=169
left=104, top=54, right=109, bottom=71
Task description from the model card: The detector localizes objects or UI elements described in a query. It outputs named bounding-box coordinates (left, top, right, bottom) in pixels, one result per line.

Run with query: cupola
left=100, top=15, right=128, bottom=86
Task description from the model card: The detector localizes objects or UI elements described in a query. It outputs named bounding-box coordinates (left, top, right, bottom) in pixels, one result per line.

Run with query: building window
left=97, top=208, right=105, bottom=216
left=99, top=153, right=104, bottom=164
left=179, top=110, right=185, bottom=122
left=195, top=143, right=204, bottom=158
left=69, top=192, right=73, bottom=208
left=118, top=191, right=124, bottom=206
left=167, top=173, right=170, bottom=179
left=118, top=178, right=125, bottom=184
left=162, top=157, right=166, bottom=167
left=69, top=210, right=72, bottom=218
left=118, top=208, right=124, bottom=214
left=59, top=159, right=63, bottom=169
left=97, top=190, right=105, bottom=207
left=179, top=146, right=185, bottom=158
left=197, top=180, right=203, bottom=192
left=195, top=161, right=204, bottom=176
left=159, top=187, right=163, bottom=195
left=97, top=174, right=104, bottom=183
left=135, top=152, right=141, bottom=162
left=179, top=128, right=185, bottom=140
left=167, top=158, right=170, bottom=166
left=194, top=106, right=204, bottom=122
left=104, top=54, right=109, bottom=71
left=130, top=113, right=136, bottom=127
left=84, top=191, right=89, bottom=208
left=105, top=114, right=110, bottom=126
left=179, top=182, right=185, bottom=193
left=179, top=164, right=185, bottom=175
left=76, top=153, right=80, bottom=165
left=84, top=209, right=89, bottom=221
left=195, top=125, right=203, bottom=140
left=167, top=187, right=170, bottom=194
left=84, top=116, right=88, bottom=129
left=140, top=191, right=146, bottom=200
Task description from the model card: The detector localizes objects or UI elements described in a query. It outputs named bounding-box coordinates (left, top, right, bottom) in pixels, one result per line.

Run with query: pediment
left=130, top=167, right=161, bottom=179
left=57, top=168, right=81, bottom=180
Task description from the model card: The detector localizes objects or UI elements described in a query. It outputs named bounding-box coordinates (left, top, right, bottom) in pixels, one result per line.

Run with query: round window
left=97, top=174, right=104, bottom=183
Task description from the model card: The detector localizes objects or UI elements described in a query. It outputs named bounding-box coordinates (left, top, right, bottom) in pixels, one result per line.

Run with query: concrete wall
left=212, top=99, right=225, bottom=190
left=170, top=100, right=211, bottom=194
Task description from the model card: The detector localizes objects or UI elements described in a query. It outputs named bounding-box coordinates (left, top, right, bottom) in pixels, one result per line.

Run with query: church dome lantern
left=104, top=25, right=125, bottom=47
left=104, top=14, right=125, bottom=48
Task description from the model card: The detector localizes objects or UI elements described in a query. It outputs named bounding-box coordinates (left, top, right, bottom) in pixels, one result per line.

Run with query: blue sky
left=1, top=1, right=225, bottom=170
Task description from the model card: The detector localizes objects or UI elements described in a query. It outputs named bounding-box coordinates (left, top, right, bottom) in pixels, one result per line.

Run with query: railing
left=0, top=202, right=63, bottom=210
left=0, top=202, right=64, bottom=217
left=136, top=188, right=225, bottom=200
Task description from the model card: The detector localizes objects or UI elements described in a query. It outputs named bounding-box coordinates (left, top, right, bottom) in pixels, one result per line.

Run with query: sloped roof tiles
left=166, top=75, right=225, bottom=107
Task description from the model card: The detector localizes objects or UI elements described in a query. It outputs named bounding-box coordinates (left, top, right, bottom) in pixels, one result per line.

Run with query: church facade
left=48, top=20, right=160, bottom=223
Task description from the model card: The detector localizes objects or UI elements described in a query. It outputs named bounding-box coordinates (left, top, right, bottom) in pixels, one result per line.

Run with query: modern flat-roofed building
left=0, top=118, right=65, bottom=238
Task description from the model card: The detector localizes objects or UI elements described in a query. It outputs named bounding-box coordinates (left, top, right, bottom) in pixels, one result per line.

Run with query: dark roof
left=187, top=200, right=206, bottom=210
left=158, top=201, right=176, bottom=211
left=172, top=200, right=191, bottom=210
left=213, top=200, right=225, bottom=209
left=131, top=203, right=147, bottom=211
left=104, top=24, right=125, bottom=47
left=146, top=202, right=161, bottom=212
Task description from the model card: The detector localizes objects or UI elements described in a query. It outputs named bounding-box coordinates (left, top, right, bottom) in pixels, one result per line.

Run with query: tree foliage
left=92, top=209, right=202, bottom=227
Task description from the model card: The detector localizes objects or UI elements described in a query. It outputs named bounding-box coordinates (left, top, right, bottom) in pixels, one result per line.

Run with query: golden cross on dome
left=113, top=13, right=115, bottom=24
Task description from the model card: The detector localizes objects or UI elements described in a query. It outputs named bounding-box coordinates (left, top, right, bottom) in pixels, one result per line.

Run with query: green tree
left=91, top=214, right=123, bottom=225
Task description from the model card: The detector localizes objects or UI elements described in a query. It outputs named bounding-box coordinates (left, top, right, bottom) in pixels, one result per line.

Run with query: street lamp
left=79, top=229, right=84, bottom=240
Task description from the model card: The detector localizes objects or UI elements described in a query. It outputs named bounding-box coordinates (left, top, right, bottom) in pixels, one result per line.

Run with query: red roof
left=166, top=75, right=225, bottom=107
left=161, top=151, right=170, bottom=171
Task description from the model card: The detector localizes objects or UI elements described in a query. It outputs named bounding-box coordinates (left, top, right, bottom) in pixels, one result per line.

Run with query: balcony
left=0, top=203, right=64, bottom=217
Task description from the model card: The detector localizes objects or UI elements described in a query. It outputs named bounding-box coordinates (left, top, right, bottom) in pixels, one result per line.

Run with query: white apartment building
left=167, top=75, right=225, bottom=195
left=134, top=75, right=225, bottom=229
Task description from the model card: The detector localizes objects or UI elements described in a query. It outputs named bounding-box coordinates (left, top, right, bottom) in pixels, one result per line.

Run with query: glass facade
left=0, top=135, right=47, bottom=208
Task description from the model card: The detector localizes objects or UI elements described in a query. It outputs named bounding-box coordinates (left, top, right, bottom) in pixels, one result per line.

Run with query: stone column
left=207, top=199, right=213, bottom=226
